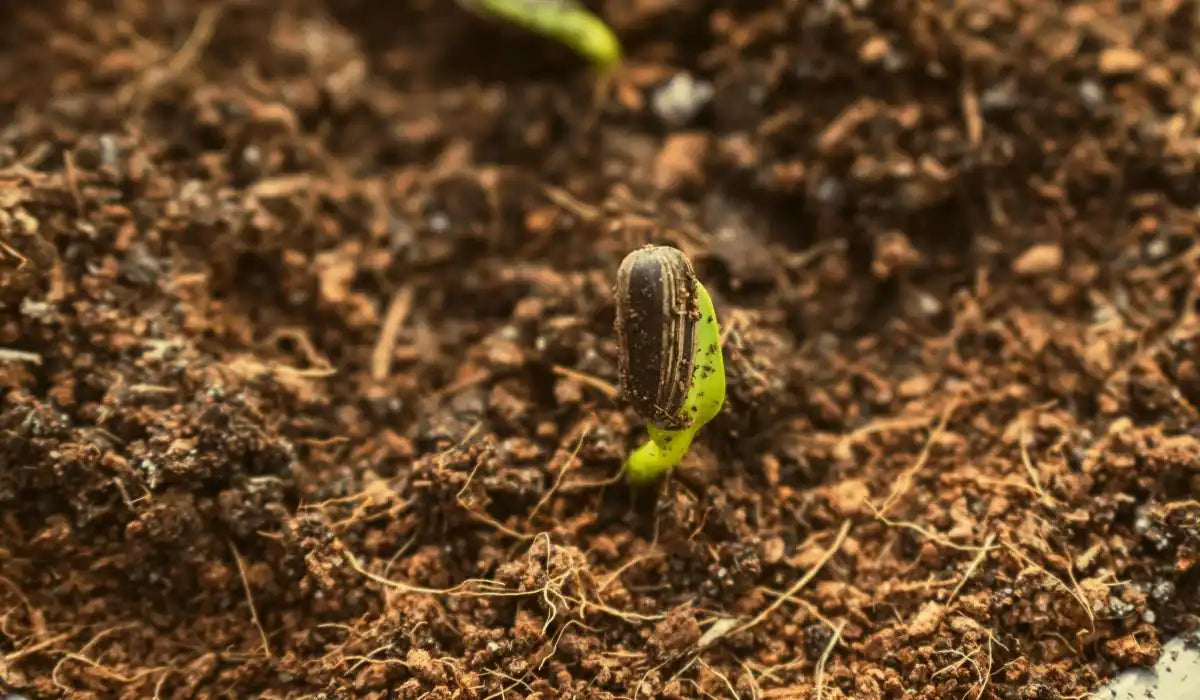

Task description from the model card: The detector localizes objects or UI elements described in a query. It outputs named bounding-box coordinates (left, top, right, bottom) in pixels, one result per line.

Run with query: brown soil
left=2, top=1, right=1199, bottom=698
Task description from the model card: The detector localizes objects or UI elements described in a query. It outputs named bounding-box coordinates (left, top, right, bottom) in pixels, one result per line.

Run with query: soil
left=1, top=1, right=1199, bottom=698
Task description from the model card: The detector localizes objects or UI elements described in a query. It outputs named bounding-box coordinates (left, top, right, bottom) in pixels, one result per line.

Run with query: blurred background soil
left=1, top=0, right=1199, bottom=697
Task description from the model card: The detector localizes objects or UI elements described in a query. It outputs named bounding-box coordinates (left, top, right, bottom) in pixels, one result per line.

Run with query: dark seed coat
left=614, top=245, right=699, bottom=429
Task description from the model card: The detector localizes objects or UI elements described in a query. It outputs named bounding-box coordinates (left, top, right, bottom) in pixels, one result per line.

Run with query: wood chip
left=1012, top=243, right=1063, bottom=276
left=1099, top=47, right=1145, bottom=75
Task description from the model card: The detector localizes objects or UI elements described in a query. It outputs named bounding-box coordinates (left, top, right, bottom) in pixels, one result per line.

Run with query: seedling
left=615, top=246, right=726, bottom=484
left=456, top=0, right=622, bottom=73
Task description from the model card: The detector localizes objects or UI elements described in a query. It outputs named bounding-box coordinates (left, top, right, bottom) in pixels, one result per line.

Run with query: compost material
left=1, top=1, right=1198, bottom=698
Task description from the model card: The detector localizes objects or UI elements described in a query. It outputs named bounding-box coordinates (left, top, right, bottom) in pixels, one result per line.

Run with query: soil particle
left=1012, top=243, right=1065, bottom=277
left=648, top=607, right=701, bottom=659
left=654, top=132, right=710, bottom=193
left=651, top=72, right=715, bottom=129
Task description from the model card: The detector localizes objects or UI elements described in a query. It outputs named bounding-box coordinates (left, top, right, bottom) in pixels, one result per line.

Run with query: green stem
left=626, top=425, right=697, bottom=485
left=624, top=281, right=725, bottom=485
left=462, top=0, right=622, bottom=72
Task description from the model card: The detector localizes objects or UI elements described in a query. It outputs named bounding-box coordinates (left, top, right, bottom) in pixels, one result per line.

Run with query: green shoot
left=457, top=0, right=622, bottom=73
left=615, top=246, right=726, bottom=484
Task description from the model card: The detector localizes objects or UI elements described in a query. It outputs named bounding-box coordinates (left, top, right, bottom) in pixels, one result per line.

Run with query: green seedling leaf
left=457, top=0, right=622, bottom=72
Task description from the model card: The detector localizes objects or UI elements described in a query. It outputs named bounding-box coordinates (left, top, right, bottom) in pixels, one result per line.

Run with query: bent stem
left=626, top=425, right=697, bottom=485
left=621, top=274, right=725, bottom=485
left=458, top=0, right=622, bottom=73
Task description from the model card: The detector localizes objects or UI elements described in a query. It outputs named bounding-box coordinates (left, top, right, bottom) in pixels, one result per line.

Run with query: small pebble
left=428, top=211, right=451, bottom=234
left=651, top=72, right=714, bottom=128
left=1106, top=596, right=1136, bottom=618
left=816, top=177, right=845, bottom=207
left=1150, top=580, right=1175, bottom=604
left=1079, top=80, right=1105, bottom=111
left=980, top=81, right=1019, bottom=112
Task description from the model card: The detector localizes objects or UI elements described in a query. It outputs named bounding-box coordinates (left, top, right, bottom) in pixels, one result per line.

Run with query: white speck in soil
left=651, top=72, right=714, bottom=128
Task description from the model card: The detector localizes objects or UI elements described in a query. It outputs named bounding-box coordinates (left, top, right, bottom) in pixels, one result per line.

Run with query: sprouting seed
left=615, top=245, right=726, bottom=484
left=456, top=0, right=622, bottom=73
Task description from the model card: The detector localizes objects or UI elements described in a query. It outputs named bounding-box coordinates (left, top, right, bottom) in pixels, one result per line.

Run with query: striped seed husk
left=614, top=245, right=699, bottom=429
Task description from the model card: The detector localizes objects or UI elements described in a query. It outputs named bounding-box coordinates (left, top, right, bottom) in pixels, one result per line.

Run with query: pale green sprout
left=625, top=282, right=725, bottom=483
left=615, top=246, right=726, bottom=484
left=457, top=0, right=622, bottom=73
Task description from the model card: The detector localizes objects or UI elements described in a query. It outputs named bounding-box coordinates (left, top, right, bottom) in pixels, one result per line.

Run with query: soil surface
left=2, top=1, right=1199, bottom=698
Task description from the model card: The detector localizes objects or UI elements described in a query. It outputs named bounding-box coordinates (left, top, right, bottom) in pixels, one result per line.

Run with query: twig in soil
left=481, top=667, right=536, bottom=700
left=947, top=533, right=996, bottom=610
left=345, top=643, right=399, bottom=673
left=0, top=348, right=42, bottom=365
left=976, top=634, right=995, bottom=700
left=961, top=74, right=983, bottom=147
left=457, top=450, right=534, bottom=540
left=552, top=365, right=619, bottom=399
left=54, top=653, right=165, bottom=686
left=560, top=468, right=627, bottom=492
left=1, top=630, right=73, bottom=664
left=533, top=533, right=571, bottom=635
left=224, top=356, right=337, bottom=381
left=753, top=586, right=839, bottom=631
left=879, top=576, right=958, bottom=596
left=719, top=311, right=742, bottom=346
left=677, top=678, right=729, bottom=700
left=153, top=668, right=174, bottom=699
left=51, top=623, right=155, bottom=691
left=878, top=397, right=961, bottom=516
left=567, top=581, right=665, bottom=623
left=262, top=327, right=335, bottom=373
left=527, top=423, right=592, bottom=522
left=0, top=240, right=29, bottom=269
left=0, top=575, right=43, bottom=638
left=974, top=475, right=1039, bottom=495
left=125, top=384, right=175, bottom=396
left=348, top=536, right=662, bottom=633
left=637, top=653, right=696, bottom=700
left=746, top=612, right=844, bottom=687
left=372, top=286, right=414, bottom=381
left=317, top=482, right=411, bottom=531
left=933, top=648, right=984, bottom=685
left=345, top=548, right=511, bottom=597
left=813, top=621, right=844, bottom=700
left=741, top=660, right=764, bottom=700
left=598, top=551, right=665, bottom=592
left=699, top=657, right=741, bottom=700
left=482, top=672, right=535, bottom=696
left=536, top=618, right=598, bottom=670
left=123, top=2, right=224, bottom=108
left=229, top=540, right=273, bottom=659
left=164, top=4, right=223, bottom=75
left=1018, top=427, right=1054, bottom=505
left=1102, top=275, right=1200, bottom=409
left=62, top=149, right=84, bottom=215
left=832, top=412, right=940, bottom=462
left=1158, top=499, right=1200, bottom=515
left=383, top=529, right=420, bottom=578
left=867, top=501, right=996, bottom=554
left=723, top=520, right=851, bottom=642
left=1002, top=542, right=1094, bottom=627
left=426, top=368, right=492, bottom=400
left=542, top=184, right=600, bottom=221
left=936, top=629, right=1003, bottom=700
